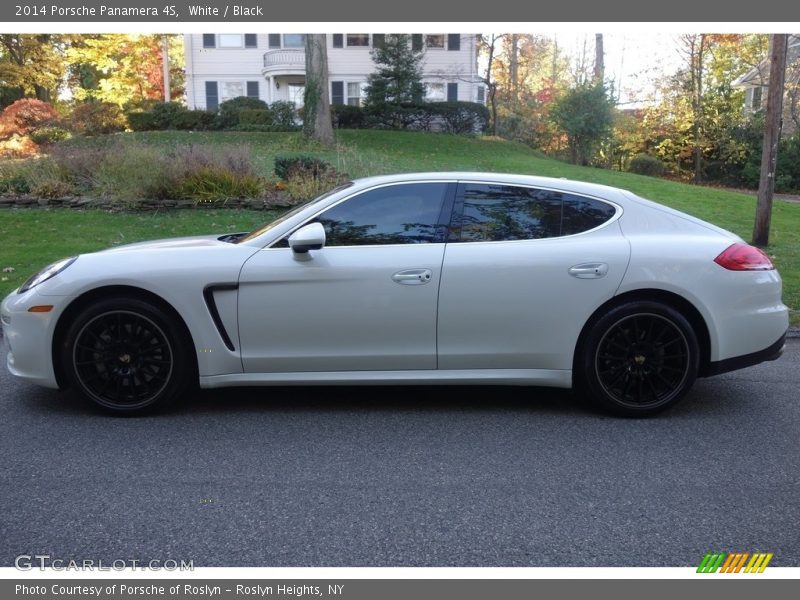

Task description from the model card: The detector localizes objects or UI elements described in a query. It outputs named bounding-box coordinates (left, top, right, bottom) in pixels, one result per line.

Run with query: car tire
left=62, top=296, right=191, bottom=416
left=577, top=301, right=699, bottom=417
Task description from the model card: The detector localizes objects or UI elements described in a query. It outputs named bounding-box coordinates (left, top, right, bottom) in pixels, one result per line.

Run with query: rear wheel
left=62, top=297, right=191, bottom=415
left=578, top=301, right=699, bottom=416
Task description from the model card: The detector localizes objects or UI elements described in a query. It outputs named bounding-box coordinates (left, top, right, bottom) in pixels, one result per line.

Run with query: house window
left=426, top=35, right=445, bottom=49
left=288, top=83, right=305, bottom=107
left=202, top=34, right=216, bottom=48
left=347, top=82, right=366, bottom=106
left=284, top=34, right=305, bottom=48
left=751, top=86, right=764, bottom=110
left=244, top=34, right=257, bottom=48
left=346, top=34, right=370, bottom=47
left=425, top=82, right=445, bottom=102
left=220, top=81, right=245, bottom=102
left=219, top=34, right=243, bottom=48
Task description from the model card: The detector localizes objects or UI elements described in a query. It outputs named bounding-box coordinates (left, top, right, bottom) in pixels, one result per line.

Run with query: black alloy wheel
left=579, top=301, right=699, bottom=416
left=63, top=297, right=191, bottom=415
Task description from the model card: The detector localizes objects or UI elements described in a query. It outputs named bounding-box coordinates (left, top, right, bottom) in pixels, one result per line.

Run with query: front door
left=238, top=182, right=453, bottom=373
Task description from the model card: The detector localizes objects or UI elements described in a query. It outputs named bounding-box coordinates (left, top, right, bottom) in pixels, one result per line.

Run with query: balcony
left=262, top=49, right=306, bottom=76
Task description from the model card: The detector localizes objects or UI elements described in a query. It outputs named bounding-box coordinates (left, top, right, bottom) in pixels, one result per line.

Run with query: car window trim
left=267, top=180, right=459, bottom=249
left=449, top=179, right=623, bottom=244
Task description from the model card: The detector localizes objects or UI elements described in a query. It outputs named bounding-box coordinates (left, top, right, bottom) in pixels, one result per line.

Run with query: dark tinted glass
left=561, top=195, right=617, bottom=235
left=316, top=183, right=447, bottom=246
left=456, top=184, right=562, bottom=242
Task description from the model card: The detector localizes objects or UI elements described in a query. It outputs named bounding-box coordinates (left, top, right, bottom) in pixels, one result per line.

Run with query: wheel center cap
left=634, top=354, right=646, bottom=365
left=119, top=353, right=131, bottom=364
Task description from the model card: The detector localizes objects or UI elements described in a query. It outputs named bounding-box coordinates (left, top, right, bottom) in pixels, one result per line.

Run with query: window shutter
left=412, top=34, right=423, bottom=52
left=247, top=81, right=260, bottom=99
left=244, top=34, right=257, bottom=48
left=331, top=81, right=344, bottom=106
left=332, top=34, right=344, bottom=48
left=447, top=83, right=458, bottom=102
left=447, top=34, right=460, bottom=51
left=202, top=34, right=216, bottom=48
left=477, top=86, right=485, bottom=104
left=205, top=81, right=219, bottom=110
left=268, top=34, right=281, bottom=49
left=373, top=34, right=385, bottom=49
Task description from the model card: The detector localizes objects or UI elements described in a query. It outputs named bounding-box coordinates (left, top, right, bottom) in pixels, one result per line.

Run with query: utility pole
left=162, top=35, right=171, bottom=103
left=594, top=33, right=604, bottom=83
left=753, top=34, right=788, bottom=247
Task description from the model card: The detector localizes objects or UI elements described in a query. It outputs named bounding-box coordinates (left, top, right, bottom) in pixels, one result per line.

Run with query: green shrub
left=150, top=102, right=187, bottom=129
left=428, top=101, right=490, bottom=134
left=173, top=109, right=216, bottom=131
left=215, top=96, right=268, bottom=129
left=29, top=126, right=72, bottom=145
left=127, top=111, right=158, bottom=131
left=238, top=109, right=272, bottom=126
left=629, top=154, right=666, bottom=177
left=177, top=167, right=263, bottom=203
left=332, top=105, right=366, bottom=129
left=274, top=155, right=333, bottom=181
left=71, top=102, right=126, bottom=135
left=268, top=101, right=298, bottom=131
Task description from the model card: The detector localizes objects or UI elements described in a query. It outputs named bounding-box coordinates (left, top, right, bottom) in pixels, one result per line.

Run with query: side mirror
left=288, top=222, right=326, bottom=254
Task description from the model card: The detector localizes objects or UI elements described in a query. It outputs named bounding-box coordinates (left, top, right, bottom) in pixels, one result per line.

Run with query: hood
left=99, top=234, right=227, bottom=253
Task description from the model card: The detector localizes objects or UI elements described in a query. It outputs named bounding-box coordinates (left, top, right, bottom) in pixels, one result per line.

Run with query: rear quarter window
left=561, top=195, right=617, bottom=235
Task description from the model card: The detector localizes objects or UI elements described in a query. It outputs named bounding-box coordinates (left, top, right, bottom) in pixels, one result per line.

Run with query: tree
left=753, top=34, right=789, bottom=247
left=478, top=34, right=505, bottom=136
left=550, top=83, right=615, bottom=165
left=0, top=34, right=70, bottom=102
left=66, top=34, right=184, bottom=106
left=303, top=34, right=334, bottom=146
left=363, top=34, right=425, bottom=109
left=594, top=34, right=604, bottom=83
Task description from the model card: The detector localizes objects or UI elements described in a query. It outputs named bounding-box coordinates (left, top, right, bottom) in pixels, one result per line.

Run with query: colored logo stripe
left=697, top=552, right=773, bottom=573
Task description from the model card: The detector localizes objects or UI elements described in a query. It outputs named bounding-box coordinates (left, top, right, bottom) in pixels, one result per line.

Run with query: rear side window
left=316, top=183, right=448, bottom=246
left=453, top=183, right=616, bottom=242
left=454, top=183, right=562, bottom=242
left=561, top=195, right=617, bottom=236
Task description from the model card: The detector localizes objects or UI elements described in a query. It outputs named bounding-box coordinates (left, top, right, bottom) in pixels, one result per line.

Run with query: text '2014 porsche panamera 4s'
left=1, top=173, right=788, bottom=416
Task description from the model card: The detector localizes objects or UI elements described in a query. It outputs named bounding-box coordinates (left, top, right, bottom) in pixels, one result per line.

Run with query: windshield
left=236, top=182, right=354, bottom=244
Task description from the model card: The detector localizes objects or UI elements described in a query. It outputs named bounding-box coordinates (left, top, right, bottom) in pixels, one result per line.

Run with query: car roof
left=347, top=172, right=631, bottom=201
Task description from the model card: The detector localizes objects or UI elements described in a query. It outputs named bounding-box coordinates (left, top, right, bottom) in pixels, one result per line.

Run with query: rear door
left=437, top=181, right=631, bottom=371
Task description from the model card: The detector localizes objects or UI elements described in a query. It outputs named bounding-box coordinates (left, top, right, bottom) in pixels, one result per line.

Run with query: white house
left=184, top=33, right=485, bottom=110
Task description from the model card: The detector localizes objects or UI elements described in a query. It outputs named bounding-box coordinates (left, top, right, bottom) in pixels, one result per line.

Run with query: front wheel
left=62, top=297, right=191, bottom=415
left=577, top=301, right=699, bottom=417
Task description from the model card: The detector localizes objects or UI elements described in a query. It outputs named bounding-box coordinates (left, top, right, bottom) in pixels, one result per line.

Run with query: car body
left=1, top=172, right=788, bottom=416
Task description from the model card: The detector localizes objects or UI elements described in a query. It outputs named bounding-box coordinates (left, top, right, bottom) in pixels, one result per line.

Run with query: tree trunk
left=693, top=35, right=705, bottom=184
left=303, top=34, right=334, bottom=146
left=753, top=34, right=789, bottom=248
left=510, top=34, right=519, bottom=109
left=594, top=34, right=604, bottom=83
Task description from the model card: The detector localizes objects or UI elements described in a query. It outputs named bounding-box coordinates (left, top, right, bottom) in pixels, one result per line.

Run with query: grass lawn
left=2, top=129, right=799, bottom=325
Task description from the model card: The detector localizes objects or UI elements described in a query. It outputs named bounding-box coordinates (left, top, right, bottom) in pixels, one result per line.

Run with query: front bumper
left=1, top=289, right=68, bottom=389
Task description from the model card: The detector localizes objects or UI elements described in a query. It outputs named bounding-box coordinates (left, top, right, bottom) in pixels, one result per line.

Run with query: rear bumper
left=704, top=331, right=787, bottom=377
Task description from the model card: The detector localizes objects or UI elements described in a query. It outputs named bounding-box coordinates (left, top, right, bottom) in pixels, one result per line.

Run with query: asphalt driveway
left=1, top=339, right=798, bottom=567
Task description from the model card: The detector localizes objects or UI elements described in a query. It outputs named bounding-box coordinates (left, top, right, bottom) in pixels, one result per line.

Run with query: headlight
left=18, top=257, right=77, bottom=294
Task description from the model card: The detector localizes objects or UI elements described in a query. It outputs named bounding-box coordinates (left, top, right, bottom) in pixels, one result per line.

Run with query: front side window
left=315, top=183, right=448, bottom=246
left=346, top=34, right=370, bottom=47
left=454, top=184, right=562, bottom=242
left=218, top=34, right=243, bottom=48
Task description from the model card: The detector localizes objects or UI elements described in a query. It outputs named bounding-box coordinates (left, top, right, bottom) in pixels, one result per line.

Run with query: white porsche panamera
left=1, top=172, right=788, bottom=416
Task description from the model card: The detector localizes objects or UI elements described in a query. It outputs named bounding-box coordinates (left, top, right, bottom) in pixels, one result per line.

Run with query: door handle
left=392, top=269, right=433, bottom=285
left=568, top=263, right=608, bottom=279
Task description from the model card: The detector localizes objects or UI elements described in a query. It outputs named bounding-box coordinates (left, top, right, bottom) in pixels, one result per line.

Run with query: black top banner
left=1, top=0, right=799, bottom=23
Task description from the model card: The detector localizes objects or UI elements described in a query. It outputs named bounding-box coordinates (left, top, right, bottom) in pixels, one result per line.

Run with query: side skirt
left=200, top=369, right=572, bottom=389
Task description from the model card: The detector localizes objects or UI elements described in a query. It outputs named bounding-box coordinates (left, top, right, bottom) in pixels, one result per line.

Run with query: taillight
left=714, top=243, right=775, bottom=271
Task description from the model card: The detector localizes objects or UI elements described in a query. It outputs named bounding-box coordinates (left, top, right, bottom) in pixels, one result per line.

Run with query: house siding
left=184, top=33, right=483, bottom=110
